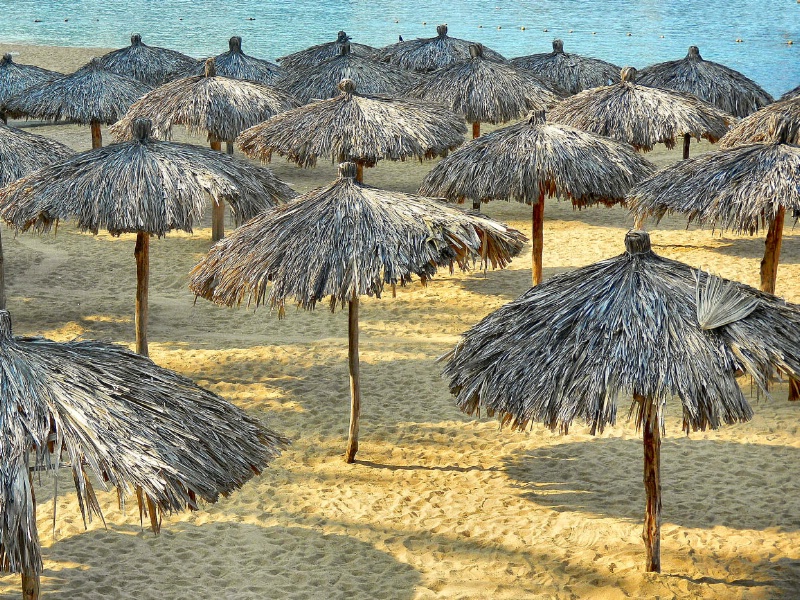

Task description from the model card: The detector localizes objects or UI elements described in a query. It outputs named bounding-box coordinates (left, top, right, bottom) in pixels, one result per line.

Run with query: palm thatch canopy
left=0, top=118, right=294, bottom=236
left=0, top=122, right=73, bottom=187
left=184, top=36, right=282, bottom=85
left=548, top=67, right=733, bottom=152
left=277, top=31, right=377, bottom=71
left=0, top=53, right=61, bottom=119
left=3, top=58, right=151, bottom=125
left=237, top=79, right=467, bottom=169
left=0, top=309, right=286, bottom=587
left=420, top=110, right=656, bottom=283
left=277, top=43, right=419, bottom=104
left=374, top=24, right=505, bottom=73
left=637, top=46, right=773, bottom=118
left=404, top=44, right=562, bottom=127
left=190, top=161, right=525, bottom=462
left=510, top=39, right=621, bottom=95
left=443, top=229, right=800, bottom=571
left=110, top=58, right=300, bottom=143
left=781, top=84, right=800, bottom=101
left=719, top=95, right=800, bottom=148
left=95, top=33, right=198, bottom=86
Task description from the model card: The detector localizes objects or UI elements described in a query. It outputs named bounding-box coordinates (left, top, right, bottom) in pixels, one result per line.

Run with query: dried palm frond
left=237, top=79, right=466, bottom=168
left=0, top=122, right=73, bottom=186
left=277, top=31, right=377, bottom=70
left=549, top=66, right=734, bottom=151
left=695, top=270, right=759, bottom=330
left=183, top=36, right=283, bottom=85
left=374, top=24, right=505, bottom=73
left=95, top=33, right=198, bottom=86
left=637, top=46, right=773, bottom=118
left=110, top=58, right=300, bottom=143
left=720, top=95, right=800, bottom=148
left=510, top=39, right=620, bottom=95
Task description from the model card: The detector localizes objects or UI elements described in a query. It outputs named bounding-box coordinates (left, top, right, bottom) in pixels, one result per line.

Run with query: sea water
left=0, top=0, right=797, bottom=97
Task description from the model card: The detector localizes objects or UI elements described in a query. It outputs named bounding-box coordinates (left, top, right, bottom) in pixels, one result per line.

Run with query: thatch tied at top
left=0, top=118, right=296, bottom=356
left=0, top=309, right=286, bottom=598
left=404, top=44, right=562, bottom=137
left=95, top=33, right=198, bottom=86
left=110, top=58, right=300, bottom=144
left=510, top=39, right=621, bottom=95
left=420, top=110, right=656, bottom=283
left=548, top=66, right=734, bottom=153
left=443, top=228, right=800, bottom=572
left=184, top=36, right=283, bottom=85
left=0, top=53, right=62, bottom=122
left=637, top=46, right=773, bottom=118
left=719, top=95, right=800, bottom=148
left=0, top=121, right=73, bottom=187
left=781, top=84, right=800, bottom=101
left=237, top=79, right=467, bottom=173
left=374, top=24, right=505, bottom=73
left=190, top=161, right=525, bottom=462
left=277, top=31, right=377, bottom=71
left=277, top=43, right=419, bottom=104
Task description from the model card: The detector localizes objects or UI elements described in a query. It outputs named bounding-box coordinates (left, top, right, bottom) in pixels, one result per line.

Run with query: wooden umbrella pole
left=472, top=121, right=480, bottom=139
left=639, top=393, right=662, bottom=573
left=759, top=205, right=785, bottom=295
left=209, top=138, right=225, bottom=242
left=356, top=163, right=364, bottom=184
left=22, top=469, right=40, bottom=600
left=90, top=121, right=102, bottom=149
left=472, top=198, right=481, bottom=210
left=134, top=232, right=150, bottom=357
left=0, top=228, right=6, bottom=311
left=531, top=190, right=545, bottom=285
left=0, top=111, right=7, bottom=124
left=682, top=133, right=691, bottom=160
left=226, top=141, right=234, bottom=155
left=344, top=297, right=361, bottom=463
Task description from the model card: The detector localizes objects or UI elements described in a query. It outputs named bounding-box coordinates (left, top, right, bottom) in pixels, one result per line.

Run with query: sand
left=0, top=43, right=799, bottom=600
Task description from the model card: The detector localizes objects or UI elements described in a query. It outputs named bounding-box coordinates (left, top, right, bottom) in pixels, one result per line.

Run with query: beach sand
left=1, top=43, right=799, bottom=600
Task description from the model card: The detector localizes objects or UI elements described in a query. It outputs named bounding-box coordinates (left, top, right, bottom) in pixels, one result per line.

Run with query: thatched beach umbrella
left=190, top=162, right=526, bottom=463
left=443, top=229, right=800, bottom=573
left=277, top=30, right=377, bottom=71
left=719, top=95, right=800, bottom=148
left=0, top=309, right=286, bottom=599
left=510, top=39, right=621, bottom=95
left=781, top=84, right=800, bottom=101
left=0, top=53, right=61, bottom=124
left=95, top=33, right=198, bottom=86
left=0, top=123, right=73, bottom=310
left=405, top=44, right=562, bottom=139
left=549, top=67, right=733, bottom=160
left=184, top=36, right=282, bottom=85
left=277, top=42, right=418, bottom=104
left=0, top=118, right=296, bottom=357
left=375, top=24, right=505, bottom=73
left=110, top=58, right=300, bottom=240
left=638, top=46, right=773, bottom=118
left=237, top=79, right=466, bottom=182
left=420, top=111, right=656, bottom=283
left=3, top=58, right=150, bottom=149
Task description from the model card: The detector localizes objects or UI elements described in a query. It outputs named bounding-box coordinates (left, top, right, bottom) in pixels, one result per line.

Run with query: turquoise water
left=0, top=0, right=797, bottom=96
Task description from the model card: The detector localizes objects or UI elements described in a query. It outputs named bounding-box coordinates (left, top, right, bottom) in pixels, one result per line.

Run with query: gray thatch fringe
left=183, top=36, right=283, bottom=85
left=189, top=161, right=526, bottom=310
left=420, top=111, right=655, bottom=207
left=3, top=58, right=151, bottom=125
left=0, top=122, right=73, bottom=186
left=277, top=31, right=377, bottom=71
left=720, top=95, right=800, bottom=148
left=549, top=66, right=734, bottom=151
left=638, top=46, right=773, bottom=118
left=0, top=53, right=62, bottom=115
left=404, top=44, right=562, bottom=125
left=0, top=118, right=296, bottom=236
left=110, top=58, right=300, bottom=143
left=95, top=33, right=198, bottom=86
left=443, top=229, right=800, bottom=434
left=237, top=79, right=467, bottom=168
left=277, top=43, right=419, bottom=104
left=374, top=24, right=505, bottom=73
left=0, top=309, right=286, bottom=579
left=510, top=39, right=621, bottom=95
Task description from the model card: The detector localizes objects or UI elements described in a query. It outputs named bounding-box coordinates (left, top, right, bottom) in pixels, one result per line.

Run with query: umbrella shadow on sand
left=503, top=437, right=800, bottom=532
left=8, top=522, right=420, bottom=599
